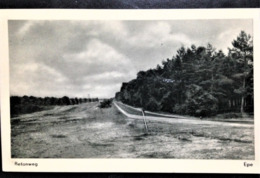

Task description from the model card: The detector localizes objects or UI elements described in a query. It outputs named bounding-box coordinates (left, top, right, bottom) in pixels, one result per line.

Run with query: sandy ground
left=11, top=102, right=254, bottom=159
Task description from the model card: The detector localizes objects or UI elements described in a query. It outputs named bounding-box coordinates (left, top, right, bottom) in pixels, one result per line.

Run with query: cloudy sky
left=9, top=20, right=252, bottom=98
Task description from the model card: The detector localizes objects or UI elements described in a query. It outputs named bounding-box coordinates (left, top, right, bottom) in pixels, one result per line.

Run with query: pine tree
left=229, top=31, right=253, bottom=114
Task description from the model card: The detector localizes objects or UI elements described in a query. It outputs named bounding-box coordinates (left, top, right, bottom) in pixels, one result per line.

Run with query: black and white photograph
left=8, top=19, right=255, bottom=160
left=1, top=8, right=260, bottom=174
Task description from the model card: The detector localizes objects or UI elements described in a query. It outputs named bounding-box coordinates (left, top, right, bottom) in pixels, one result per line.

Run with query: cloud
left=9, top=20, right=253, bottom=98
left=10, top=62, right=69, bottom=97
left=61, top=38, right=136, bottom=84
left=9, top=21, right=137, bottom=98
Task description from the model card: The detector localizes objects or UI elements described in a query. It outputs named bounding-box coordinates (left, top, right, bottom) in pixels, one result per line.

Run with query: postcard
left=1, top=9, right=260, bottom=173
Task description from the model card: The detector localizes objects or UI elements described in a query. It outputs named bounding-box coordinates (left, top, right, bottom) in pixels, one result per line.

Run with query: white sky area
left=9, top=20, right=253, bottom=98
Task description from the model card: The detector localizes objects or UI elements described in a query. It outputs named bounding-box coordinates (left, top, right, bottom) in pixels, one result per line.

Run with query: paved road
left=114, top=101, right=254, bottom=128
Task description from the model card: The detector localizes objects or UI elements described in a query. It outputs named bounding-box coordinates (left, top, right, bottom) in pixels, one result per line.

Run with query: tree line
left=10, top=95, right=99, bottom=117
left=115, top=31, right=253, bottom=117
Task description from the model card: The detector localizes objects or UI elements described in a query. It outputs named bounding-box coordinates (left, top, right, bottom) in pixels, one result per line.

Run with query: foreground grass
left=11, top=102, right=254, bottom=159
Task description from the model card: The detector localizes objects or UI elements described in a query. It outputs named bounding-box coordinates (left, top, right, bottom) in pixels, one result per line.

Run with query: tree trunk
left=241, top=76, right=246, bottom=114
left=241, top=97, right=244, bottom=113
left=210, top=73, right=213, bottom=93
left=241, top=50, right=249, bottom=115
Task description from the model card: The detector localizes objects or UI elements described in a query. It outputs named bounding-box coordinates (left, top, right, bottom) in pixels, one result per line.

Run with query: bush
left=216, top=112, right=242, bottom=119
left=99, top=99, right=113, bottom=108
left=185, top=85, right=218, bottom=116
left=11, top=104, right=45, bottom=117
left=160, top=92, right=176, bottom=113
left=172, top=104, right=186, bottom=115
left=144, top=97, right=161, bottom=112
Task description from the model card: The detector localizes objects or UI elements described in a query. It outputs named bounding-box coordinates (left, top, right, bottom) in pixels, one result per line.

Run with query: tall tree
left=228, top=31, right=253, bottom=114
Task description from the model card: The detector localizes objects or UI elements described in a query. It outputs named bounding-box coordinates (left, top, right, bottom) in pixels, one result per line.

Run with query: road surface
left=11, top=102, right=254, bottom=159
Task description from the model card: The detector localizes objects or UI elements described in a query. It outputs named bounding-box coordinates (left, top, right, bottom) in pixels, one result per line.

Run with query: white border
left=1, top=9, right=260, bottom=173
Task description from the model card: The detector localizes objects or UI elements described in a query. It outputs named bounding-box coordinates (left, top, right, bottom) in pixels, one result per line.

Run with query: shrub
left=99, top=99, right=113, bottom=108
left=172, top=104, right=186, bottom=115
left=144, top=97, right=161, bottom=112
left=185, top=92, right=218, bottom=117
left=216, top=112, right=242, bottom=119
left=160, top=92, right=176, bottom=113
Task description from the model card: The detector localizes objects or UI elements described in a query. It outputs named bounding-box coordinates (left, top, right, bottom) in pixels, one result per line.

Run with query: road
left=11, top=102, right=254, bottom=159
left=114, top=101, right=253, bottom=128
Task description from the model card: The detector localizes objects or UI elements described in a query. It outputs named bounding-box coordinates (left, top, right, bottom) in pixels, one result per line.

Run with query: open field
left=11, top=102, right=254, bottom=159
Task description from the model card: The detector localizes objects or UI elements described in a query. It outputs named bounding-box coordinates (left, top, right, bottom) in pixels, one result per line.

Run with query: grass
left=11, top=102, right=254, bottom=159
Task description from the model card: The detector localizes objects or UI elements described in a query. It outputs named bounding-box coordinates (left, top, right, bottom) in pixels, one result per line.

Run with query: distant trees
left=10, top=95, right=99, bottom=117
left=115, top=31, right=254, bottom=117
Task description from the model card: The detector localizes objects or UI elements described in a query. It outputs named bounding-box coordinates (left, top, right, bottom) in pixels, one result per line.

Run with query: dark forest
left=116, top=31, right=253, bottom=118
